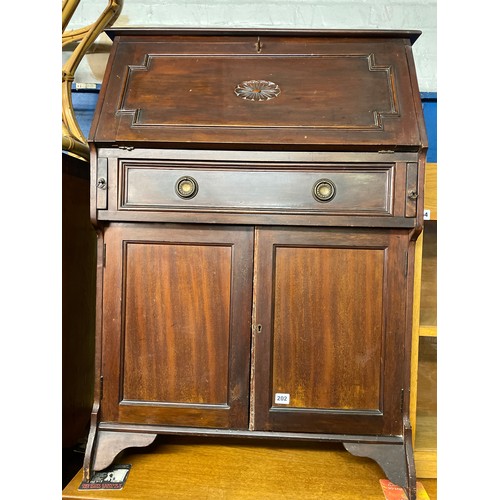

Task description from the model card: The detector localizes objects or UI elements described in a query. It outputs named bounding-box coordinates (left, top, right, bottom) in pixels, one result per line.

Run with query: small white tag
left=274, top=393, right=290, bottom=404
left=423, top=209, right=431, bottom=220
left=75, top=82, right=98, bottom=90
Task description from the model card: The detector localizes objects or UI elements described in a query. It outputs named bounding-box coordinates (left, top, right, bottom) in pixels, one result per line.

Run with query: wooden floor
left=62, top=436, right=437, bottom=499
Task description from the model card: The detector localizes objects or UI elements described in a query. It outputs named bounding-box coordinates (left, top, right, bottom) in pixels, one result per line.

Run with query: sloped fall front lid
left=90, top=29, right=427, bottom=151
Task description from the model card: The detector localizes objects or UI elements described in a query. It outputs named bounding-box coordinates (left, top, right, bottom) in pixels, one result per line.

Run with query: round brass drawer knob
left=313, top=179, right=336, bottom=202
left=175, top=176, right=198, bottom=199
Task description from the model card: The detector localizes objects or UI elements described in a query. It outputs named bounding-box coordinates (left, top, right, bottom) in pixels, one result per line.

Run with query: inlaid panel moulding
left=116, top=53, right=399, bottom=130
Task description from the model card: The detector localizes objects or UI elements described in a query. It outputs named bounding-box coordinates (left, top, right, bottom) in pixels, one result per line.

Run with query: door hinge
left=103, top=243, right=106, bottom=267
left=400, top=388, right=405, bottom=413
left=404, top=251, right=408, bottom=277
left=100, top=375, right=104, bottom=400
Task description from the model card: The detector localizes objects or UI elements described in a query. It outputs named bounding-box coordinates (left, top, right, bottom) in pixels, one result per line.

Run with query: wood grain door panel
left=272, top=245, right=384, bottom=411
left=252, top=227, right=408, bottom=435
left=100, top=223, right=253, bottom=429
left=122, top=242, right=232, bottom=405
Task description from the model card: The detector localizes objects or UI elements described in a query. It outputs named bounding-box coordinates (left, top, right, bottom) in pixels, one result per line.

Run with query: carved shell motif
left=234, top=80, right=281, bottom=101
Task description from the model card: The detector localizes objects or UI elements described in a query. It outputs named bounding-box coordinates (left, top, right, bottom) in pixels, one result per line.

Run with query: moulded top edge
left=94, top=147, right=421, bottom=164
left=104, top=27, right=422, bottom=45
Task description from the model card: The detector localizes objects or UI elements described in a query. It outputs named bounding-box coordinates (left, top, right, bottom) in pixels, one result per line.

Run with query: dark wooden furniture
left=62, top=153, right=96, bottom=449
left=83, top=29, right=427, bottom=500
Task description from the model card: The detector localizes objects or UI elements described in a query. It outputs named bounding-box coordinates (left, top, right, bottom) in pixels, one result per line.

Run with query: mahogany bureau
left=83, top=28, right=427, bottom=499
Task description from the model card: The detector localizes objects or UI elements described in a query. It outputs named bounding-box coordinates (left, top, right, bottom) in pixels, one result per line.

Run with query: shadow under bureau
left=83, top=28, right=427, bottom=500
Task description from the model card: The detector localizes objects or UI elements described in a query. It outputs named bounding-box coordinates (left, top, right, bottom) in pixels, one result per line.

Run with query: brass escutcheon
left=175, top=176, right=198, bottom=199
left=313, top=179, right=336, bottom=202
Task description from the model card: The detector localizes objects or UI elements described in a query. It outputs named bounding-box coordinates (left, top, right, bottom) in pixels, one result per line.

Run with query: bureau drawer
left=118, top=163, right=394, bottom=216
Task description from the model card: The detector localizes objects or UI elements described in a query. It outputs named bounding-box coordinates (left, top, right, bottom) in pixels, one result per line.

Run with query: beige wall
left=63, top=0, right=437, bottom=92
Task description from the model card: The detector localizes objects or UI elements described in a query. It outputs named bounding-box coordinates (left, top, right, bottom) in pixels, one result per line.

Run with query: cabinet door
left=252, top=227, right=408, bottom=436
left=100, top=223, right=253, bottom=429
